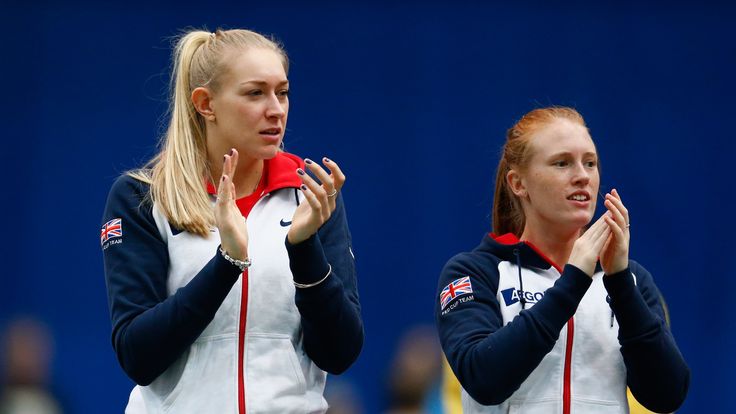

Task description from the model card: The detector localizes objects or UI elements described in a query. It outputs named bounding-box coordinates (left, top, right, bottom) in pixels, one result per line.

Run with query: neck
left=519, top=218, right=581, bottom=268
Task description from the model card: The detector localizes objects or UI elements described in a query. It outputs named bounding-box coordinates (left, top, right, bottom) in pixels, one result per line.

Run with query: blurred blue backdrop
left=2, top=1, right=735, bottom=412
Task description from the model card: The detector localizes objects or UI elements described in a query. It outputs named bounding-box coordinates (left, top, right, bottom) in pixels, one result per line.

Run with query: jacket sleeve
left=102, top=175, right=242, bottom=386
left=285, top=193, right=363, bottom=374
left=603, top=261, right=690, bottom=413
left=435, top=255, right=593, bottom=405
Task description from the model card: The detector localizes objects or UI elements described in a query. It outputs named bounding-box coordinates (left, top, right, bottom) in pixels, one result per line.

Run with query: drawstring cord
left=606, top=294, right=614, bottom=327
left=513, top=248, right=526, bottom=310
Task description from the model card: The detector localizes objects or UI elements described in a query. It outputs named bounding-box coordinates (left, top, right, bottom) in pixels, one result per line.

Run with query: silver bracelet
left=219, top=246, right=251, bottom=271
left=293, top=264, right=332, bottom=289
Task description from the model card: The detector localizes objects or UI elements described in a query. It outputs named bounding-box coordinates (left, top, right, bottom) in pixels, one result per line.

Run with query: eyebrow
left=239, top=80, right=289, bottom=86
left=547, top=151, right=598, bottom=158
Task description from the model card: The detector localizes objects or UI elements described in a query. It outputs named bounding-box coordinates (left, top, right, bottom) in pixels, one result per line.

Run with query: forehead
left=220, top=48, right=287, bottom=84
left=529, top=119, right=596, bottom=158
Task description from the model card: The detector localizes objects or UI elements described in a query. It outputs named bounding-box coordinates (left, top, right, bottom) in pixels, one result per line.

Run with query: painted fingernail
left=229, top=148, right=234, bottom=156
left=297, top=168, right=305, bottom=175
left=304, top=158, right=313, bottom=165
left=221, top=175, right=226, bottom=182
left=301, top=184, right=307, bottom=190
left=223, top=156, right=226, bottom=162
left=324, top=157, right=331, bottom=163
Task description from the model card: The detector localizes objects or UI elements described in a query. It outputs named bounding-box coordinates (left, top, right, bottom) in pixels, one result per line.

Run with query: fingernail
left=304, top=158, right=313, bottom=165
left=223, top=156, right=226, bottom=162
left=221, top=175, right=226, bottom=182
left=297, top=168, right=305, bottom=175
left=324, top=157, right=331, bottom=163
left=301, top=184, right=307, bottom=190
left=229, top=148, right=234, bottom=156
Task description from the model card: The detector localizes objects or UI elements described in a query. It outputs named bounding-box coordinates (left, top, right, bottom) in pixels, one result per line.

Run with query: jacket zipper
left=563, top=317, right=574, bottom=414
left=238, top=269, right=249, bottom=414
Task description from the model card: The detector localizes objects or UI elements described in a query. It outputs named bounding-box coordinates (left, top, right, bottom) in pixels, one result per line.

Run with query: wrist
left=287, top=228, right=310, bottom=245
left=568, top=256, right=596, bottom=278
left=604, top=263, right=629, bottom=277
left=219, top=246, right=251, bottom=271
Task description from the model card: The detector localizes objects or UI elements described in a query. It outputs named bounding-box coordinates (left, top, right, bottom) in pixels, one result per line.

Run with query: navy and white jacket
left=101, top=152, right=363, bottom=413
left=435, top=233, right=689, bottom=414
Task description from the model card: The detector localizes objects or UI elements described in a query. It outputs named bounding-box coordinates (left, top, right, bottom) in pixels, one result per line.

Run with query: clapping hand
left=600, top=189, right=630, bottom=275
left=214, top=149, right=249, bottom=261
left=569, top=212, right=612, bottom=277
left=287, top=157, right=346, bottom=244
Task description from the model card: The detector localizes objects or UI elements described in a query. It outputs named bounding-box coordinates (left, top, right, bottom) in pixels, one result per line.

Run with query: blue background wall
left=3, top=1, right=734, bottom=412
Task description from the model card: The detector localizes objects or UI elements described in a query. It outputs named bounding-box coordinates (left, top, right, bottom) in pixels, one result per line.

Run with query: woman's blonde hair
left=491, top=106, right=589, bottom=237
left=129, top=28, right=288, bottom=236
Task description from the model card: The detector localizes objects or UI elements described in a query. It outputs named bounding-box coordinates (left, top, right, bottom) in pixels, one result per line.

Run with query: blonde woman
left=101, top=28, right=363, bottom=413
left=435, top=107, right=689, bottom=413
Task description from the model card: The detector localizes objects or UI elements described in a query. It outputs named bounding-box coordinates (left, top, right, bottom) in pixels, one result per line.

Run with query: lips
left=566, top=191, right=591, bottom=202
left=259, top=128, right=282, bottom=144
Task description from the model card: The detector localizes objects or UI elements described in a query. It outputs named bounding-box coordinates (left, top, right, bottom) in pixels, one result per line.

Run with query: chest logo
left=440, top=276, right=473, bottom=310
left=280, top=218, right=292, bottom=227
left=501, top=287, right=545, bottom=307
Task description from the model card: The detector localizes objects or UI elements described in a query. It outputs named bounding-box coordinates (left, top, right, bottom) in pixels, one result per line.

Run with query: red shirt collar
left=489, top=232, right=564, bottom=273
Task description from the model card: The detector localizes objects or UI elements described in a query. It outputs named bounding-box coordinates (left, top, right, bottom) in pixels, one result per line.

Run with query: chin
left=258, top=146, right=281, bottom=160
left=570, top=214, right=594, bottom=229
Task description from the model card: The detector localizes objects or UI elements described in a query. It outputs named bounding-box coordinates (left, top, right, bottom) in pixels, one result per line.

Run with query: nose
left=265, top=94, right=286, bottom=119
left=571, top=161, right=591, bottom=187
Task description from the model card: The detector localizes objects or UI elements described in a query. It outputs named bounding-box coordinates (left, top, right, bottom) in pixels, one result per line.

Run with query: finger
left=217, top=174, right=231, bottom=206
left=587, top=214, right=610, bottom=242
left=583, top=212, right=609, bottom=238
left=612, top=188, right=622, bottom=201
left=591, top=224, right=612, bottom=252
left=605, top=192, right=629, bottom=230
left=610, top=189, right=629, bottom=221
left=323, top=157, right=346, bottom=191
left=604, top=197, right=626, bottom=230
left=229, top=148, right=239, bottom=181
left=601, top=233, right=612, bottom=256
left=222, top=152, right=232, bottom=178
left=299, top=183, right=325, bottom=221
left=297, top=168, right=329, bottom=220
left=303, top=159, right=333, bottom=187
left=604, top=216, right=626, bottom=244
left=304, top=158, right=337, bottom=209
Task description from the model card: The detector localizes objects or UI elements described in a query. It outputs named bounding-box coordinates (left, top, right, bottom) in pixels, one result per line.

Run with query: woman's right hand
left=568, top=213, right=611, bottom=277
left=214, top=149, right=249, bottom=261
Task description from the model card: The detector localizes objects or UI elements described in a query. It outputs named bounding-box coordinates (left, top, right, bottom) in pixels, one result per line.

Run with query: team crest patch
left=440, top=276, right=473, bottom=310
left=101, top=218, right=123, bottom=248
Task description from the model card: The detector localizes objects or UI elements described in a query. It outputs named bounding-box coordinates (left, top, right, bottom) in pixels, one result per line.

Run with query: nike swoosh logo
left=280, top=219, right=292, bottom=227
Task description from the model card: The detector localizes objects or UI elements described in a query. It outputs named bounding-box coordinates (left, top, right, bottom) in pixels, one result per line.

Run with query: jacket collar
left=483, top=233, right=563, bottom=273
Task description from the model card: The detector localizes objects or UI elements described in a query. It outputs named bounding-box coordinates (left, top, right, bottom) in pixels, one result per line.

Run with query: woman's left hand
left=287, top=157, right=346, bottom=244
left=600, top=189, right=630, bottom=275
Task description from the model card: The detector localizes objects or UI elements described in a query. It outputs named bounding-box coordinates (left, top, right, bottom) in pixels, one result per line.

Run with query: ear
left=191, top=87, right=216, bottom=122
left=506, top=169, right=527, bottom=198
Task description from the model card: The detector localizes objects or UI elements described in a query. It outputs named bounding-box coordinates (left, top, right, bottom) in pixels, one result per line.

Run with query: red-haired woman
left=435, top=107, right=689, bottom=413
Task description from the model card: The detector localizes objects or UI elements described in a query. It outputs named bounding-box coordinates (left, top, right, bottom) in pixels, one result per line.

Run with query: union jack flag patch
left=101, top=218, right=123, bottom=246
left=440, top=276, right=473, bottom=310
